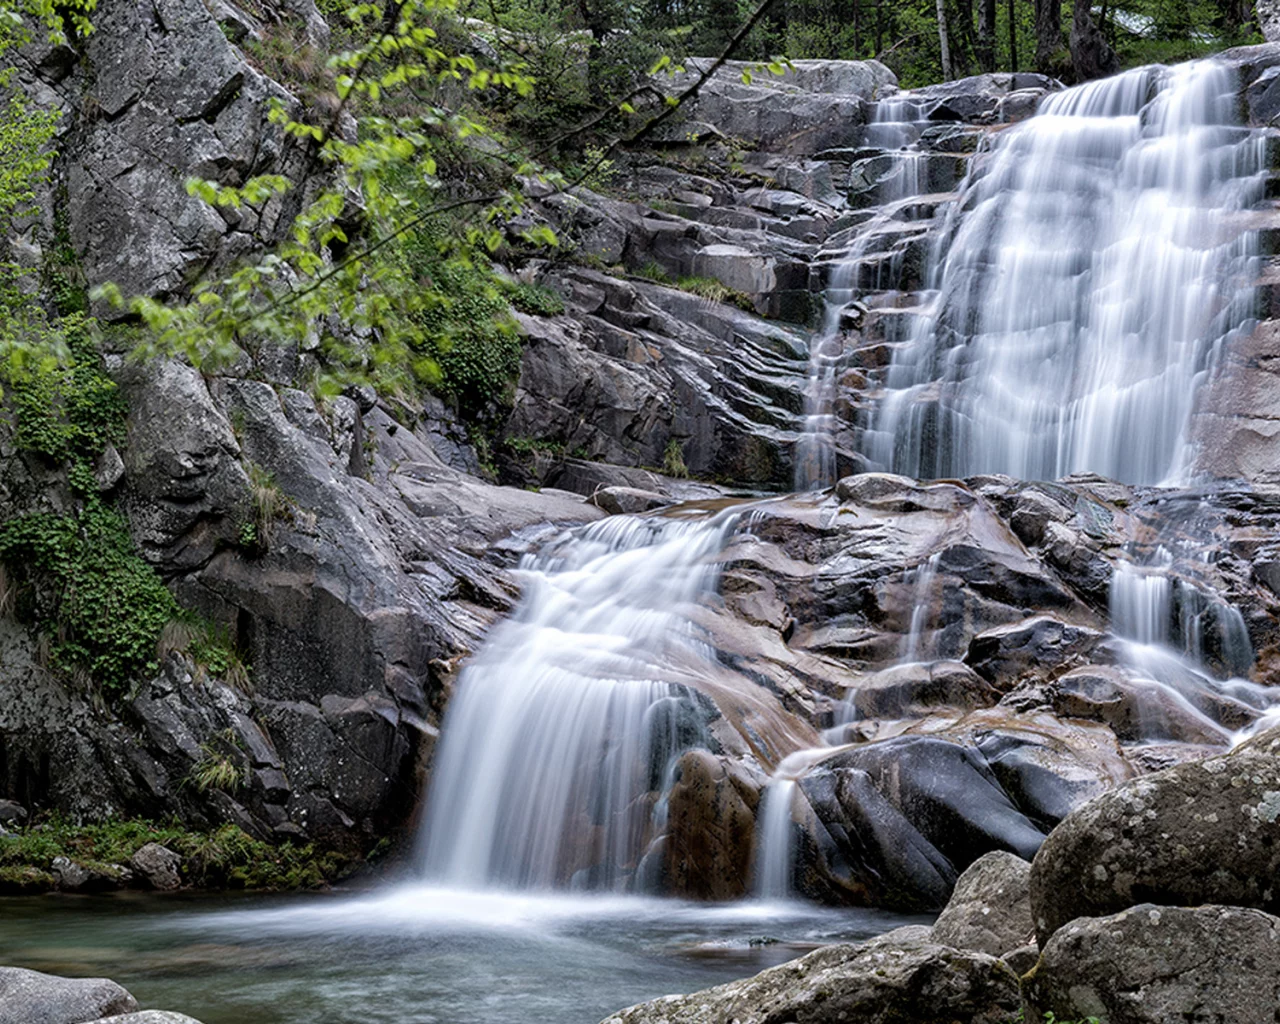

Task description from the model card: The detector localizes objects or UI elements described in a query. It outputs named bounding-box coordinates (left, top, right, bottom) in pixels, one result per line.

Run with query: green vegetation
left=663, top=438, right=689, bottom=478
left=189, top=731, right=249, bottom=794
left=677, top=275, right=755, bottom=312
left=0, top=817, right=350, bottom=890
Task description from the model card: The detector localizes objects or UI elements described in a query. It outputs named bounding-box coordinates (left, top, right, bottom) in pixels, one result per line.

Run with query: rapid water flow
left=794, top=95, right=932, bottom=490
left=419, top=513, right=737, bottom=891
left=864, top=60, right=1266, bottom=485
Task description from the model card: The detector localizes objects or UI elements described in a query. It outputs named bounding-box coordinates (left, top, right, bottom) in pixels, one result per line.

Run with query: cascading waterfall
left=864, top=60, right=1267, bottom=485
left=901, top=552, right=942, bottom=662
left=1108, top=543, right=1274, bottom=741
left=794, top=94, right=933, bottom=491
left=418, top=513, right=736, bottom=891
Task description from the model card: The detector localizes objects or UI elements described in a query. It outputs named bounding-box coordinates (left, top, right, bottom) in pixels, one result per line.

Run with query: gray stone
left=94, top=1014, right=206, bottom=1024
left=930, top=851, right=1034, bottom=956
left=0, top=967, right=137, bottom=1024
left=599, top=928, right=1019, bottom=1024
left=1029, top=741, right=1280, bottom=943
left=1023, top=904, right=1280, bottom=1024
left=130, top=843, right=182, bottom=890
left=0, top=800, right=27, bottom=825
left=588, top=486, right=670, bottom=515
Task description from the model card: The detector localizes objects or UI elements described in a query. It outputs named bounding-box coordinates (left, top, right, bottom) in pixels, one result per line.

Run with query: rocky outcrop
left=930, top=851, right=1034, bottom=957
left=1023, top=904, right=1280, bottom=1024
left=0, top=967, right=137, bottom=1024
left=1028, top=733, right=1280, bottom=943
left=599, top=927, right=1020, bottom=1024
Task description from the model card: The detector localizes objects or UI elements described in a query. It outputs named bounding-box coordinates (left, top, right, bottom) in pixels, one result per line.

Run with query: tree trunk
left=1008, top=0, right=1018, bottom=68
left=978, top=0, right=997, bottom=70
left=1069, top=0, right=1119, bottom=80
left=1034, top=0, right=1061, bottom=72
left=936, top=0, right=954, bottom=80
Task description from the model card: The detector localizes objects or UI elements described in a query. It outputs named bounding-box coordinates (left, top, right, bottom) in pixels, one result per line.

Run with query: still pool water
left=0, top=886, right=927, bottom=1024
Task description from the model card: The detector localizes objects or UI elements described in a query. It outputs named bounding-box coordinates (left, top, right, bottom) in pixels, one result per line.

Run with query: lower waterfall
left=418, top=513, right=738, bottom=891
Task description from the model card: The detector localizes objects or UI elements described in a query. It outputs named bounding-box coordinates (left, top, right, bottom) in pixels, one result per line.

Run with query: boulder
left=130, top=843, right=182, bottom=890
left=588, top=487, right=670, bottom=515
left=0, top=801, right=26, bottom=826
left=966, top=616, right=1103, bottom=691
left=599, top=927, right=1020, bottom=1024
left=50, top=857, right=129, bottom=893
left=0, top=967, right=137, bottom=1024
left=1023, top=904, right=1280, bottom=1024
left=847, top=661, right=998, bottom=719
left=1029, top=743, right=1280, bottom=943
left=930, top=851, right=1034, bottom=957
left=92, top=1014, right=206, bottom=1024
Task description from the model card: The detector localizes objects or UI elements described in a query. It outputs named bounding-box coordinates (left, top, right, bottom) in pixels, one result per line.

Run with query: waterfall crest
left=864, top=60, right=1266, bottom=485
left=419, top=514, right=736, bottom=891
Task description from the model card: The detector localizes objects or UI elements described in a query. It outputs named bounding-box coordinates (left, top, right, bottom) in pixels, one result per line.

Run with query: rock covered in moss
left=598, top=926, right=1020, bottom=1024
left=1028, top=739, right=1280, bottom=943
left=1022, top=904, right=1280, bottom=1024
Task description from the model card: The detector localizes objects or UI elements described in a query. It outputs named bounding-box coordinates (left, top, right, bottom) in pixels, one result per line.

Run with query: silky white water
left=794, top=94, right=933, bottom=490
left=418, top=513, right=737, bottom=891
left=864, top=60, right=1267, bottom=485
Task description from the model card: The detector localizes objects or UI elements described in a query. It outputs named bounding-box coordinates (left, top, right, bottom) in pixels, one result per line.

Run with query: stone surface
left=93, top=1015, right=206, bottom=1024
left=600, top=928, right=1019, bottom=1024
left=1023, top=904, right=1280, bottom=1024
left=0, top=967, right=137, bottom=1024
left=930, top=851, right=1034, bottom=956
left=1029, top=740, right=1280, bottom=943
left=130, top=843, right=182, bottom=890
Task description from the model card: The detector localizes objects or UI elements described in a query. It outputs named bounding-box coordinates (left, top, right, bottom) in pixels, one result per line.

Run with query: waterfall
left=752, top=778, right=797, bottom=900
left=864, top=60, right=1266, bottom=485
left=418, top=513, right=736, bottom=891
left=901, top=552, right=942, bottom=662
left=794, top=94, right=933, bottom=491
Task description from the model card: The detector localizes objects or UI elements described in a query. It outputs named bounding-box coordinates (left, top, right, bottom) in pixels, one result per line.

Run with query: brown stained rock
left=661, top=750, right=759, bottom=900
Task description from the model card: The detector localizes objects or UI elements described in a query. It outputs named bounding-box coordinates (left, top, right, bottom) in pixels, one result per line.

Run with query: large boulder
left=1023, top=904, right=1280, bottom=1024
left=1028, top=741, right=1280, bottom=943
left=930, top=851, right=1034, bottom=957
left=599, top=927, right=1020, bottom=1024
left=0, top=967, right=137, bottom=1024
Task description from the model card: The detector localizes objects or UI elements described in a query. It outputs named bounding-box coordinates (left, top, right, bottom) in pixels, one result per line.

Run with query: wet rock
left=130, top=843, right=182, bottom=890
left=0, top=967, right=137, bottom=1024
left=847, top=661, right=998, bottom=719
left=930, top=851, right=1034, bottom=956
left=599, top=928, right=1020, bottom=1024
left=1050, top=665, right=1235, bottom=744
left=966, top=616, right=1104, bottom=691
left=1028, top=742, right=1280, bottom=943
left=588, top=486, right=670, bottom=515
left=1023, top=904, right=1280, bottom=1024
left=660, top=750, right=759, bottom=900
left=50, top=857, right=130, bottom=893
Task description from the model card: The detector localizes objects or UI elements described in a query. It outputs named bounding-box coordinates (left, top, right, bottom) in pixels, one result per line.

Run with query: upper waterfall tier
left=863, top=60, right=1268, bottom=486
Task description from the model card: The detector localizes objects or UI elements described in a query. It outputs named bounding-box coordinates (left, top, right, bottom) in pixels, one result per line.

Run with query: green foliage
left=663, top=437, right=688, bottom=478
left=0, top=502, right=179, bottom=693
left=189, top=730, right=248, bottom=794
left=0, top=817, right=349, bottom=890
left=508, top=281, right=565, bottom=317
left=634, top=260, right=672, bottom=283
left=676, top=274, right=754, bottom=311
left=246, top=460, right=293, bottom=552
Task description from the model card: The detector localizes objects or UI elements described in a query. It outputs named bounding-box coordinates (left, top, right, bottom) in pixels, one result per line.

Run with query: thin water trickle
left=864, top=60, right=1267, bottom=485
left=794, top=94, right=934, bottom=491
left=419, top=513, right=739, bottom=891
